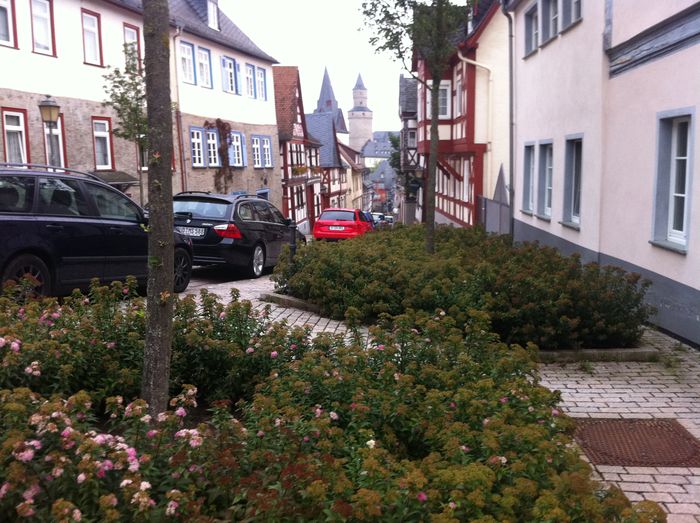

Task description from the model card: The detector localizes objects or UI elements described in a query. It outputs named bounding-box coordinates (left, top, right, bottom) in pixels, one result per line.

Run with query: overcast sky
left=220, top=0, right=410, bottom=132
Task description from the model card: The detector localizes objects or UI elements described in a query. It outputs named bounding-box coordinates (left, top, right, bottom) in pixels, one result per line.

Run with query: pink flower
left=270, top=351, right=278, bottom=358
left=146, top=430, right=158, bottom=439
left=122, top=288, right=129, bottom=294
left=246, top=347, right=254, bottom=354
left=219, top=312, right=226, bottom=319
left=106, top=342, right=116, bottom=349
left=499, top=397, right=509, bottom=403
left=10, top=341, right=20, bottom=352
left=16, top=449, right=34, bottom=462
left=314, top=407, right=322, bottom=418
left=376, top=344, right=385, bottom=351
left=72, top=509, right=82, bottom=521
left=166, top=500, right=179, bottom=516
left=417, top=491, right=428, bottom=502
left=77, top=473, right=86, bottom=484
left=0, top=482, right=9, bottom=499
left=257, top=430, right=265, bottom=438
left=460, top=445, right=470, bottom=452
left=329, top=411, right=339, bottom=421
left=551, top=408, right=560, bottom=417
left=0, top=337, right=5, bottom=347
left=449, top=402, right=456, bottom=409
left=449, top=501, right=456, bottom=509
left=290, top=343, right=297, bottom=350
left=175, top=407, right=186, bottom=417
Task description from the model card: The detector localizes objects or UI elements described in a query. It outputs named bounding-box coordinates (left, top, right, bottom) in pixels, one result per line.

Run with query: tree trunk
left=142, top=0, right=174, bottom=415
left=425, top=81, right=440, bottom=254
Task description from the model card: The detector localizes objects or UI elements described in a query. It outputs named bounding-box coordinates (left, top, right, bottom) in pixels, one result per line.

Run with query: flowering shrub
left=0, top=304, right=665, bottom=521
left=273, top=225, right=653, bottom=349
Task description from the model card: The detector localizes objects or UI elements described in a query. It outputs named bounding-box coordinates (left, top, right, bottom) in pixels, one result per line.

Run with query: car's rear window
left=174, top=199, right=231, bottom=219
left=0, top=177, right=34, bottom=213
left=319, top=210, right=355, bottom=221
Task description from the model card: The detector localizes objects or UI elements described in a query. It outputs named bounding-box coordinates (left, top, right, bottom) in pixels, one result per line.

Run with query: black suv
left=173, top=192, right=304, bottom=277
left=0, top=163, right=192, bottom=295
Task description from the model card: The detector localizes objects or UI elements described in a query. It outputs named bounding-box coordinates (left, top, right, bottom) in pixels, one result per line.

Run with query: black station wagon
left=0, top=163, right=192, bottom=295
left=173, top=192, right=304, bottom=277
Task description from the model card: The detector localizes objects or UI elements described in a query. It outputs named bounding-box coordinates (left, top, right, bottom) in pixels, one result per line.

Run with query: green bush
left=0, top=299, right=665, bottom=522
left=274, top=225, right=653, bottom=349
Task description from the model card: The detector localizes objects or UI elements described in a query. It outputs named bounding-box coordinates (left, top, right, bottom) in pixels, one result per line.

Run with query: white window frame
left=197, top=47, right=212, bottom=88
left=222, top=57, right=236, bottom=93
left=262, top=136, right=272, bottom=167
left=31, top=0, right=53, bottom=55
left=179, top=42, right=195, bottom=84
left=426, top=80, right=451, bottom=119
left=81, top=10, right=102, bottom=66
left=455, top=77, right=463, bottom=117
left=407, top=130, right=417, bottom=148
left=206, top=129, right=220, bottom=167
left=256, top=67, right=266, bottom=100
left=207, top=0, right=219, bottom=30
left=564, top=137, right=582, bottom=224
left=92, top=118, right=113, bottom=170
left=43, top=115, right=65, bottom=168
left=251, top=136, right=262, bottom=167
left=538, top=143, right=553, bottom=217
left=245, top=64, right=255, bottom=98
left=2, top=110, right=28, bottom=164
left=0, top=0, right=16, bottom=47
left=190, top=128, right=204, bottom=167
left=562, top=0, right=582, bottom=28
left=525, top=5, right=539, bottom=54
left=229, top=131, right=243, bottom=167
left=123, top=23, right=140, bottom=65
left=542, top=0, right=558, bottom=41
left=668, top=117, right=691, bottom=243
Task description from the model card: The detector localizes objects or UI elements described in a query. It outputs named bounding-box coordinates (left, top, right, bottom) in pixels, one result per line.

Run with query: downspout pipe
left=172, top=25, right=187, bottom=193
left=501, top=0, right=515, bottom=240
left=456, top=49, right=493, bottom=200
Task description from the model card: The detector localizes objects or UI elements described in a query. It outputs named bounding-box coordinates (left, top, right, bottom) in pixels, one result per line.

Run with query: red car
left=312, top=208, right=373, bottom=240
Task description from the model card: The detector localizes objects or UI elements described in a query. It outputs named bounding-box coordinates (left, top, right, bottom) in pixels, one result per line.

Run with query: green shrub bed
left=0, top=284, right=664, bottom=521
left=273, top=226, right=653, bottom=350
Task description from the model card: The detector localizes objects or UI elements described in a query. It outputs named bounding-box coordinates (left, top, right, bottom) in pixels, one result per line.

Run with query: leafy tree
left=102, top=44, right=148, bottom=205
left=361, top=0, right=469, bottom=253
left=141, top=0, right=175, bottom=415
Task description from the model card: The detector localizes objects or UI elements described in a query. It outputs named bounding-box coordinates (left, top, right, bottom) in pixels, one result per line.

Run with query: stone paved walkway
left=183, top=273, right=700, bottom=521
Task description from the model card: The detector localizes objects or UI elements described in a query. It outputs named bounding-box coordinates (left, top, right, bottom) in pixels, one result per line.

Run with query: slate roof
left=273, top=66, right=302, bottom=142
left=353, top=74, right=366, bottom=90
left=314, top=68, right=348, bottom=134
left=361, top=131, right=399, bottom=158
left=399, top=74, right=418, bottom=116
left=304, top=113, right=342, bottom=168
left=103, top=0, right=276, bottom=63
left=369, top=160, right=397, bottom=186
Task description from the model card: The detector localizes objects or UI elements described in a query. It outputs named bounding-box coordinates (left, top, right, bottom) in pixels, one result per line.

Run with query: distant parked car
left=0, top=163, right=193, bottom=296
left=313, top=208, right=373, bottom=240
left=384, top=215, right=395, bottom=226
left=362, top=210, right=375, bottom=229
left=173, top=192, right=305, bottom=278
left=371, top=212, right=386, bottom=225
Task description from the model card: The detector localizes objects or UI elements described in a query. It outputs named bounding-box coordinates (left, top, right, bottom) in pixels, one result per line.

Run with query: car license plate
left=329, top=226, right=345, bottom=231
left=176, top=226, right=206, bottom=237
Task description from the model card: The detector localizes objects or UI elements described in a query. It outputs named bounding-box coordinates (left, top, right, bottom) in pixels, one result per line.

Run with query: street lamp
left=38, top=95, right=61, bottom=168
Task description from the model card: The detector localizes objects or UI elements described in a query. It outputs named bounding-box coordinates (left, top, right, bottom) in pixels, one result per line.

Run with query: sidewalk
left=184, top=275, right=700, bottom=521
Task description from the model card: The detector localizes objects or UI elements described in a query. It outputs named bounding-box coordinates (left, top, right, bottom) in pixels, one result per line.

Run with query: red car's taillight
left=213, top=224, right=242, bottom=239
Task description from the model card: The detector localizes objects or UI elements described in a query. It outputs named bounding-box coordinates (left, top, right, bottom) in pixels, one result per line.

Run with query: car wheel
left=249, top=244, right=265, bottom=278
left=173, top=248, right=192, bottom=293
left=2, top=254, right=52, bottom=296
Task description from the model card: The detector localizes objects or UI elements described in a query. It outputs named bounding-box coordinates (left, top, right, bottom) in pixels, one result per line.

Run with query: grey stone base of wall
left=514, top=219, right=700, bottom=346
left=537, top=347, right=660, bottom=363
left=260, top=292, right=321, bottom=314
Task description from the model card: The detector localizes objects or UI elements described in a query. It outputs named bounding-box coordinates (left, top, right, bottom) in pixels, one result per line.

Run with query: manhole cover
left=575, top=418, right=700, bottom=467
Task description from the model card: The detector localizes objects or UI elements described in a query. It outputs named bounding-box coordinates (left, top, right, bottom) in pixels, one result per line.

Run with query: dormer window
left=207, top=0, right=219, bottom=30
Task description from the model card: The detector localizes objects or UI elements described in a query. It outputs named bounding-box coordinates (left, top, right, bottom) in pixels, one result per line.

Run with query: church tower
left=348, top=74, right=373, bottom=151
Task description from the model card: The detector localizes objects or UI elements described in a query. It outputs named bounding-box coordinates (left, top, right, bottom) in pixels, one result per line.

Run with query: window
left=31, top=0, right=54, bottom=55
left=538, top=143, right=553, bottom=217
left=207, top=0, right=219, bottom=30
left=81, top=10, right=102, bottom=66
left=563, top=138, right=582, bottom=224
left=190, top=128, right=204, bottom=167
left=256, top=67, right=267, bottom=100
left=197, top=47, right=212, bottom=88
left=426, top=81, right=451, bottom=119
left=654, top=114, right=693, bottom=248
left=179, top=42, right=195, bottom=84
left=0, top=176, right=34, bottom=213
left=0, top=0, right=16, bottom=47
left=542, top=0, right=558, bottom=41
left=261, top=136, right=272, bottom=167
left=455, top=77, right=463, bottom=116
left=92, top=117, right=113, bottom=170
left=245, top=64, right=255, bottom=98
left=86, top=182, right=141, bottom=222
left=43, top=114, right=65, bottom=168
left=522, top=144, right=535, bottom=212
left=38, top=178, right=88, bottom=216
left=123, top=23, right=140, bottom=65
left=525, top=5, right=539, bottom=54
left=562, top=0, right=582, bottom=28
left=251, top=136, right=262, bottom=167
left=228, top=131, right=245, bottom=167
left=221, top=57, right=239, bottom=93
left=2, top=109, right=29, bottom=163
left=407, top=130, right=417, bottom=148
left=206, top=129, right=220, bottom=167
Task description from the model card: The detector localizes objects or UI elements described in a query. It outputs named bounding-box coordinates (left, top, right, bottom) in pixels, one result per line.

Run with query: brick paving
left=184, top=271, right=700, bottom=520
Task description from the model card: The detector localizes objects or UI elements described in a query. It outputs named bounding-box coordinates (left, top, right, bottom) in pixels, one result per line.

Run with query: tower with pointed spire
left=348, top=73, right=373, bottom=151
left=314, top=67, right=348, bottom=136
